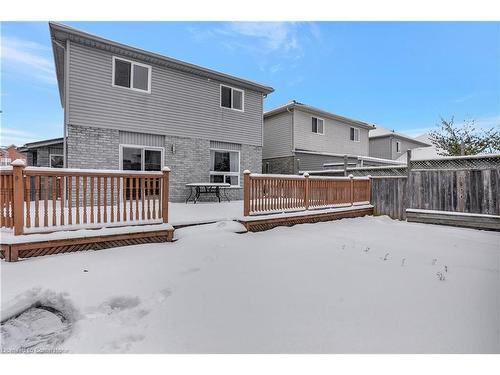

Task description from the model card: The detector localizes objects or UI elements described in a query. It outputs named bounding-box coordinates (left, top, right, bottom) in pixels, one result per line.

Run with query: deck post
left=349, top=174, right=354, bottom=206
left=12, top=159, right=26, bottom=236
left=243, top=170, right=251, bottom=216
left=304, top=172, right=310, bottom=210
left=162, top=166, right=170, bottom=223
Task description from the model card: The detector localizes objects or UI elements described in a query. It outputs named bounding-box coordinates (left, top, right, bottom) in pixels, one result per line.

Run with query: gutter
left=49, top=22, right=274, bottom=95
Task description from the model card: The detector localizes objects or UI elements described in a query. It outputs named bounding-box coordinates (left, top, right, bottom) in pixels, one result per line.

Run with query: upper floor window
left=312, top=117, right=324, bottom=134
left=350, top=127, right=360, bottom=142
left=112, top=57, right=151, bottom=93
left=396, top=141, right=401, bottom=153
left=220, top=85, right=244, bottom=111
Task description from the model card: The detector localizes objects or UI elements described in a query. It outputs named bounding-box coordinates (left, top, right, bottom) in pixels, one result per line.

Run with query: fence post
left=162, top=166, right=170, bottom=223
left=243, top=170, right=251, bottom=216
left=349, top=174, right=354, bottom=206
left=12, top=159, right=26, bottom=236
left=406, top=149, right=412, bottom=216
left=406, top=149, right=412, bottom=179
left=304, top=172, right=310, bottom=210
left=367, top=175, right=372, bottom=204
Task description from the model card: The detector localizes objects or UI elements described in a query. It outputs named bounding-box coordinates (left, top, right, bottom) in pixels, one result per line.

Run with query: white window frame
left=1, top=157, right=12, bottom=166
left=112, top=56, right=152, bottom=94
left=209, top=147, right=241, bottom=188
left=119, top=144, right=164, bottom=171
left=350, top=127, right=360, bottom=142
left=311, top=116, right=325, bottom=135
left=396, top=141, right=401, bottom=153
left=220, top=84, right=245, bottom=112
left=49, top=153, right=64, bottom=168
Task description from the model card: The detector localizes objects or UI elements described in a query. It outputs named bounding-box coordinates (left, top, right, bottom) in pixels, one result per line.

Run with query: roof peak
left=265, top=101, right=375, bottom=130
left=49, top=22, right=274, bottom=105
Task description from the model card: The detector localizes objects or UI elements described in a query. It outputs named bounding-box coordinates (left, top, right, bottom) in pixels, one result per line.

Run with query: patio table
left=185, top=182, right=231, bottom=203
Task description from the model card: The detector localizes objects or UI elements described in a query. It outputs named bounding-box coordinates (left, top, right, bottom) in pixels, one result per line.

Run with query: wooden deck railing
left=1, top=160, right=170, bottom=235
left=243, top=171, right=371, bottom=216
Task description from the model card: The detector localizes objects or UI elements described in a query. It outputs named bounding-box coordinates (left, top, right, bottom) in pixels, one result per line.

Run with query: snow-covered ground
left=1, top=216, right=499, bottom=353
left=169, top=201, right=242, bottom=226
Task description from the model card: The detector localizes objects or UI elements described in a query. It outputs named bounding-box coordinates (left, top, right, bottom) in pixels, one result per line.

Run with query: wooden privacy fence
left=243, top=171, right=371, bottom=216
left=371, top=168, right=500, bottom=220
left=1, top=161, right=170, bottom=235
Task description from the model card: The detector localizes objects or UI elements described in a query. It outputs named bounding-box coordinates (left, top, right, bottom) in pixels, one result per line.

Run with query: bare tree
left=429, top=117, right=500, bottom=156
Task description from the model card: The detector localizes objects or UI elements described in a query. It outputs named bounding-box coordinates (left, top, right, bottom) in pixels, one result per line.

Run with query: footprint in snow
left=100, top=296, right=141, bottom=313
left=156, top=288, right=172, bottom=303
left=181, top=267, right=201, bottom=276
left=101, top=334, right=145, bottom=353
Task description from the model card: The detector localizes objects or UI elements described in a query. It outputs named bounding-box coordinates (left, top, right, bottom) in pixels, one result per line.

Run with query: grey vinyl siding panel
left=369, top=136, right=427, bottom=160
left=369, top=137, right=392, bottom=159
left=263, top=111, right=293, bottom=159
left=293, top=109, right=369, bottom=156
left=68, top=42, right=263, bottom=147
left=295, top=152, right=353, bottom=172
left=119, top=131, right=165, bottom=147
left=210, top=140, right=241, bottom=150
left=390, top=137, right=426, bottom=159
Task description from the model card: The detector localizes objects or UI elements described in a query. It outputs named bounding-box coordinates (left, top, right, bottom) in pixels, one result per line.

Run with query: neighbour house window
left=121, top=145, right=163, bottom=171
left=311, top=117, right=324, bottom=134
left=220, top=85, right=244, bottom=111
left=0, top=158, right=11, bottom=166
left=32, top=151, right=38, bottom=166
left=350, top=127, right=360, bottom=142
left=396, top=141, right=401, bottom=153
left=113, top=57, right=151, bottom=93
left=50, top=154, right=63, bottom=168
left=209, top=149, right=240, bottom=187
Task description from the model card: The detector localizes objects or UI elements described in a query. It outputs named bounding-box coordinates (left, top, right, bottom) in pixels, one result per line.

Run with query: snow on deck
left=1, top=216, right=499, bottom=353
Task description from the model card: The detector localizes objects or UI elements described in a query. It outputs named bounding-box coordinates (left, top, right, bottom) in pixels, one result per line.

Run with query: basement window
left=113, top=57, right=151, bottom=93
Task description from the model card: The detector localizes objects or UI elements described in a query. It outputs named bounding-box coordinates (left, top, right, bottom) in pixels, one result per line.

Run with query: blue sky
left=1, top=21, right=499, bottom=146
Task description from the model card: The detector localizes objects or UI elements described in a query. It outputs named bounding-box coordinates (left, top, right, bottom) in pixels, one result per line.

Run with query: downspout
left=286, top=104, right=295, bottom=173
left=63, top=39, right=70, bottom=168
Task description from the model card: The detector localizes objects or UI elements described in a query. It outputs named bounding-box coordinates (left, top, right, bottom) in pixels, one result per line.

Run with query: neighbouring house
left=369, top=126, right=431, bottom=160
left=0, top=145, right=27, bottom=166
left=48, top=22, right=273, bottom=202
left=18, top=138, right=64, bottom=168
left=262, top=101, right=383, bottom=174
left=395, top=133, right=441, bottom=162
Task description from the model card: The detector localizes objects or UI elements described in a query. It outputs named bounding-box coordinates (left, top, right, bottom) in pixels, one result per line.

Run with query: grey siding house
left=19, top=138, right=64, bottom=168
left=263, top=101, right=376, bottom=174
left=49, top=22, right=273, bottom=201
left=369, top=126, right=430, bottom=160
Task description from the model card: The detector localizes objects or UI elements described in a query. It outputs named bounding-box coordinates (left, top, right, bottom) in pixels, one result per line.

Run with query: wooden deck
left=0, top=225, right=174, bottom=262
left=240, top=205, right=374, bottom=232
